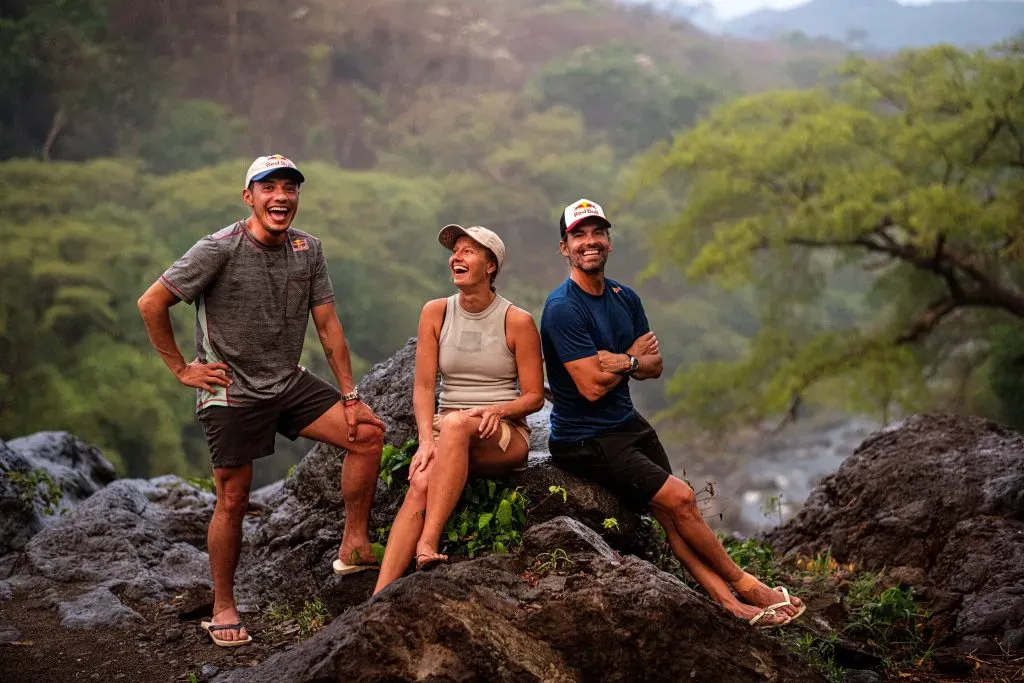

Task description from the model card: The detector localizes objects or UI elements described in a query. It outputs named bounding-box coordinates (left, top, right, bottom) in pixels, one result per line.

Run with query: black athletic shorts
left=548, top=413, right=673, bottom=510
left=198, top=370, right=340, bottom=469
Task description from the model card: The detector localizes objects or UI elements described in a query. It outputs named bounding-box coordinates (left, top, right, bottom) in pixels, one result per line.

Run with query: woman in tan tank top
left=373, top=225, right=545, bottom=594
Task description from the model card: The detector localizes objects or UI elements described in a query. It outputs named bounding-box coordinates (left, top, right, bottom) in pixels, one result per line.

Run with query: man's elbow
left=575, top=381, right=605, bottom=402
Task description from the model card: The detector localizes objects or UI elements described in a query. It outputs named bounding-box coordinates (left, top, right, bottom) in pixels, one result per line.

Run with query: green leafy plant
left=379, top=439, right=417, bottom=491
left=442, top=479, right=528, bottom=558
left=602, top=517, right=620, bottom=531
left=534, top=548, right=576, bottom=574
left=297, top=598, right=330, bottom=638
left=7, top=468, right=63, bottom=515
left=527, top=484, right=568, bottom=515
left=723, top=537, right=777, bottom=584
left=262, top=598, right=331, bottom=641
left=844, top=585, right=933, bottom=660
left=184, top=474, right=215, bottom=493
left=760, top=493, right=785, bottom=525
left=778, top=631, right=843, bottom=683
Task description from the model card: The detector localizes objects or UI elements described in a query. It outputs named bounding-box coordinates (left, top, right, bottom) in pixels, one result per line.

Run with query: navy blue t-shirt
left=541, top=277, right=650, bottom=442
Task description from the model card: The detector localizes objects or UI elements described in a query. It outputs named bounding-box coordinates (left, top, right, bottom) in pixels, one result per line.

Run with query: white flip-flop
left=332, top=558, right=377, bottom=576
left=200, top=620, right=252, bottom=647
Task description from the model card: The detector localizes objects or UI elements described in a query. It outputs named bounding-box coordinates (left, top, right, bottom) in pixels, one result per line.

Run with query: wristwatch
left=341, top=390, right=360, bottom=405
left=626, top=354, right=640, bottom=376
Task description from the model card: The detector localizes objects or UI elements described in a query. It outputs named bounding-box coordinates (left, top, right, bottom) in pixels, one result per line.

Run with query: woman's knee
left=405, top=469, right=429, bottom=505
left=439, top=411, right=475, bottom=436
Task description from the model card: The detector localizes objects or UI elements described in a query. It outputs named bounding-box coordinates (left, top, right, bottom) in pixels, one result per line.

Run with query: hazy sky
left=705, top=0, right=937, bottom=19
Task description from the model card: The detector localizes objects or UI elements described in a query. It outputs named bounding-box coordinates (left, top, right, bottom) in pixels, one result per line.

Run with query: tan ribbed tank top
left=437, top=293, right=520, bottom=410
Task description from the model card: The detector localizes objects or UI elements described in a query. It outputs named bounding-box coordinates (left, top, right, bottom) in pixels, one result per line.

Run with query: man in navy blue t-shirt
left=540, top=199, right=805, bottom=629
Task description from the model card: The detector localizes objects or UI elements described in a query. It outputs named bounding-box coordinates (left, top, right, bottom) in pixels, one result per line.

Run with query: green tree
left=633, top=43, right=1024, bottom=429
left=525, top=42, right=721, bottom=157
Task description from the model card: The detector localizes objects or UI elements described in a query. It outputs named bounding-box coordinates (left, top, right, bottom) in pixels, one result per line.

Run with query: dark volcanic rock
left=358, top=337, right=425, bottom=448
left=768, top=414, right=1024, bottom=652
left=7, top=432, right=117, bottom=503
left=218, top=517, right=822, bottom=683
left=1, top=432, right=116, bottom=558
left=19, top=477, right=214, bottom=601
left=57, top=586, right=145, bottom=629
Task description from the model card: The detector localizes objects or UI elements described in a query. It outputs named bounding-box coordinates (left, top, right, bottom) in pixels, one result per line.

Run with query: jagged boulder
left=0, top=432, right=116, bottom=560
left=17, top=476, right=215, bottom=604
left=217, top=517, right=822, bottom=683
left=768, top=414, right=1024, bottom=653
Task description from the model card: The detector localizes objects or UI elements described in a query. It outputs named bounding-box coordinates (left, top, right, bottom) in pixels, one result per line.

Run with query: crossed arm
left=563, top=331, right=663, bottom=402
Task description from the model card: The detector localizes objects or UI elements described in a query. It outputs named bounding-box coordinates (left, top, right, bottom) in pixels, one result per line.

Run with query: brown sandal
left=415, top=551, right=448, bottom=572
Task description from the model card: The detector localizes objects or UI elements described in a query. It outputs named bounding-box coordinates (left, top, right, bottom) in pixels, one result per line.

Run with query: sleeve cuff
left=159, top=275, right=190, bottom=303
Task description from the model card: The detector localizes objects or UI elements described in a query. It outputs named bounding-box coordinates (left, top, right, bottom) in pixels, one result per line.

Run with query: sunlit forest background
left=2, top=0, right=1023, bottom=487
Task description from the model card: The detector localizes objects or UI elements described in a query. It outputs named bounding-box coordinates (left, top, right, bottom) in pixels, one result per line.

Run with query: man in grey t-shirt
left=138, top=155, right=386, bottom=646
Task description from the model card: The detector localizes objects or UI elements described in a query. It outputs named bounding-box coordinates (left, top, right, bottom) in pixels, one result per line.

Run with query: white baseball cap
left=560, top=198, right=611, bottom=239
left=437, top=225, right=506, bottom=274
left=244, top=154, right=305, bottom=188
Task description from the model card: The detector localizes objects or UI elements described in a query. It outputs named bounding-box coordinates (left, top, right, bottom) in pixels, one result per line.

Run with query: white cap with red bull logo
left=244, top=154, right=305, bottom=188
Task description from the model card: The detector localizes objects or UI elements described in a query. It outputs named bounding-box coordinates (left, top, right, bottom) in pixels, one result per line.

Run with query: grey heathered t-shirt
left=160, top=220, right=335, bottom=411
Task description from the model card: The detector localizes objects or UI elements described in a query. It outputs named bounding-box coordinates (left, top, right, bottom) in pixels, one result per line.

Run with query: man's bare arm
left=310, top=301, right=356, bottom=395
left=137, top=281, right=231, bottom=391
left=563, top=355, right=627, bottom=402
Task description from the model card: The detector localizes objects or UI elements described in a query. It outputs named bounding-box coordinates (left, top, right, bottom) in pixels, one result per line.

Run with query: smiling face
left=242, top=173, right=300, bottom=235
left=560, top=219, right=612, bottom=274
left=449, top=235, right=496, bottom=289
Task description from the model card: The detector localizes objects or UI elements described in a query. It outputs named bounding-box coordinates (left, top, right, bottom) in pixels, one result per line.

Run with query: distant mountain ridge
left=723, top=0, right=1024, bottom=50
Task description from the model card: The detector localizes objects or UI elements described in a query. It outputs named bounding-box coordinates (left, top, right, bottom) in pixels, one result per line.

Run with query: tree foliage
left=634, top=42, right=1024, bottom=428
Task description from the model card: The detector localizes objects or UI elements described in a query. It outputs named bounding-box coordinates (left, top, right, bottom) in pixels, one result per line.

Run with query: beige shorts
left=432, top=410, right=531, bottom=453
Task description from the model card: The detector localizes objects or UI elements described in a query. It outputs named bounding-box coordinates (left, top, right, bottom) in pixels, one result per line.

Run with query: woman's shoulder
left=504, top=303, right=539, bottom=331
left=422, top=297, right=449, bottom=315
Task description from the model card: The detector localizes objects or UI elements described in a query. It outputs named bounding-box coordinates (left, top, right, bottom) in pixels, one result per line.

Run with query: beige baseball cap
left=437, top=225, right=506, bottom=274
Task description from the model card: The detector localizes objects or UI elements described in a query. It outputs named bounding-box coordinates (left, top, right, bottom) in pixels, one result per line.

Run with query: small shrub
left=8, top=468, right=63, bottom=515
left=184, top=475, right=215, bottom=493
left=602, top=517, right=620, bottom=531
left=442, top=479, right=528, bottom=558
left=723, top=537, right=777, bottom=584
left=379, top=440, right=417, bottom=491
left=534, top=548, right=576, bottom=574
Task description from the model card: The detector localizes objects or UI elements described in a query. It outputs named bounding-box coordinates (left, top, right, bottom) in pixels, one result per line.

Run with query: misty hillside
left=723, top=0, right=1024, bottom=49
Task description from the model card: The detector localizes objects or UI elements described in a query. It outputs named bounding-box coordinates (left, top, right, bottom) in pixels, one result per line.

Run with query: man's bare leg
left=650, top=507, right=787, bottom=625
left=208, top=463, right=253, bottom=642
left=300, top=402, right=384, bottom=565
left=651, top=476, right=802, bottom=619
left=373, top=466, right=431, bottom=594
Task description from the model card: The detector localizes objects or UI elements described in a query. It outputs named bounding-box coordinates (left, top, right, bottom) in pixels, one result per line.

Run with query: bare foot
left=209, top=606, right=249, bottom=642
left=414, top=542, right=447, bottom=571
left=724, top=600, right=790, bottom=627
left=338, top=541, right=377, bottom=567
left=733, top=573, right=803, bottom=619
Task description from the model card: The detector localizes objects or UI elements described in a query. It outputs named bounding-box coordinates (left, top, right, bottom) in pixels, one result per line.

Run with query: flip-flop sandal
left=749, top=587, right=804, bottom=628
left=200, top=621, right=252, bottom=647
left=333, top=558, right=378, bottom=576
left=415, top=553, right=448, bottom=572
left=734, top=574, right=805, bottom=625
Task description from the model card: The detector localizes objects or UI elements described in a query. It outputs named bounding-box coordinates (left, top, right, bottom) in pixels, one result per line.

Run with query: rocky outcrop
left=0, top=432, right=116, bottom=559
left=768, top=414, right=1024, bottom=653
left=218, top=517, right=822, bottom=683
left=18, top=476, right=214, bottom=603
